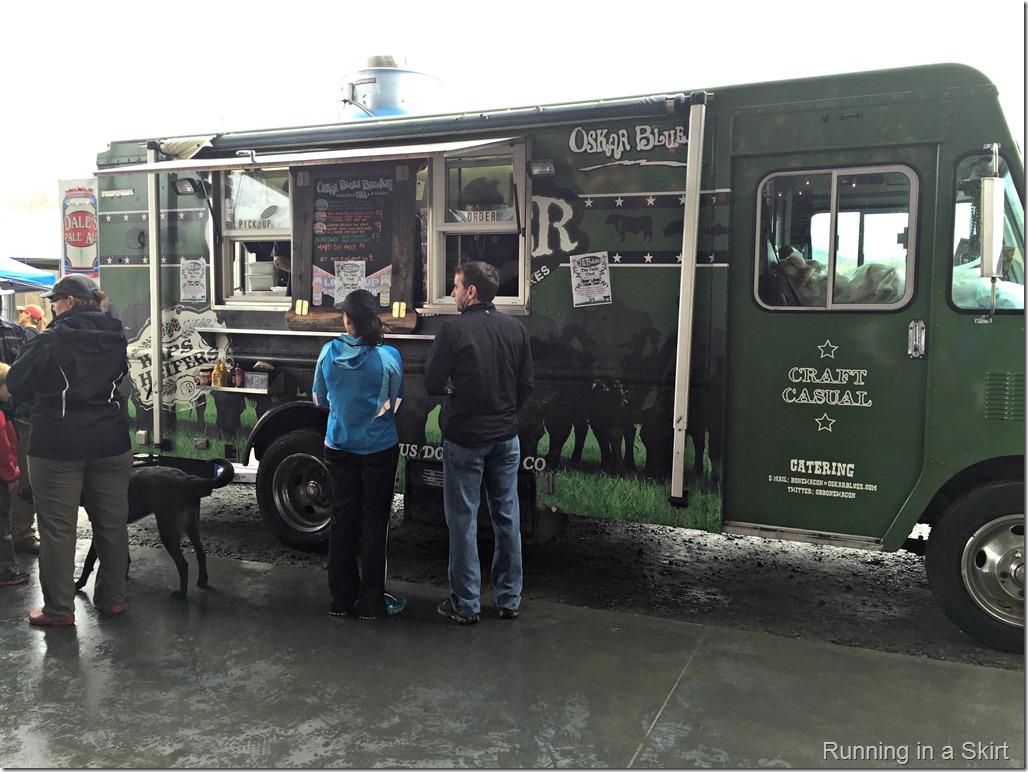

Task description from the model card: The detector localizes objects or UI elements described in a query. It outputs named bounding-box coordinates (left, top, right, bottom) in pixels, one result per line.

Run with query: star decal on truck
left=818, top=339, right=838, bottom=359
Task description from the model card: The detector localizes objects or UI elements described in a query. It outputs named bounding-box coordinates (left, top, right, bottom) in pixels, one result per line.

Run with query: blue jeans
left=443, top=437, right=522, bottom=616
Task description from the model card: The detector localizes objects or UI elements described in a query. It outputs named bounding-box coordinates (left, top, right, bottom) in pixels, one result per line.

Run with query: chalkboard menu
left=310, top=169, right=396, bottom=308
left=287, top=160, right=417, bottom=329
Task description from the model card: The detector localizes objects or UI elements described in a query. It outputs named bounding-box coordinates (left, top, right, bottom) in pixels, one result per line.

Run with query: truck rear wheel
left=256, top=429, right=331, bottom=551
left=925, top=480, right=1024, bottom=652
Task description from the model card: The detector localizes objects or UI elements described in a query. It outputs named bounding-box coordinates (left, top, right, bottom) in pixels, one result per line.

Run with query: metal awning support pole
left=669, top=92, right=708, bottom=506
left=146, top=142, right=164, bottom=447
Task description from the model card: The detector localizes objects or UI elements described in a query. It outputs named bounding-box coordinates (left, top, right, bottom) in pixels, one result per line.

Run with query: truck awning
left=96, top=137, right=518, bottom=176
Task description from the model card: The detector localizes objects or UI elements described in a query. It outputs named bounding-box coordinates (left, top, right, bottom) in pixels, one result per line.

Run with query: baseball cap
left=17, top=304, right=43, bottom=321
left=42, top=274, right=99, bottom=300
left=336, top=288, right=378, bottom=317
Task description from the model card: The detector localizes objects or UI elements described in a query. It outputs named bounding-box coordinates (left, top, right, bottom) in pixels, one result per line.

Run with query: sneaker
left=385, top=593, right=406, bottom=615
left=0, top=570, right=29, bottom=586
left=358, top=593, right=406, bottom=620
left=498, top=606, right=520, bottom=620
left=28, top=608, right=75, bottom=627
left=97, top=604, right=124, bottom=616
left=437, top=599, right=479, bottom=625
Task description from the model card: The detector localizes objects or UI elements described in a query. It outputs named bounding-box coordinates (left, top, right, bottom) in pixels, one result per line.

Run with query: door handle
left=908, top=320, right=927, bottom=359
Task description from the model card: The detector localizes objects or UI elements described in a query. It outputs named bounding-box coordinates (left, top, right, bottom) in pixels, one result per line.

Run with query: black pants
left=324, top=444, right=400, bottom=617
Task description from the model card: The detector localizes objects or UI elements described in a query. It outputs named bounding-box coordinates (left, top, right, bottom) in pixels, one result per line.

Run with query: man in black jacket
left=425, top=261, right=533, bottom=624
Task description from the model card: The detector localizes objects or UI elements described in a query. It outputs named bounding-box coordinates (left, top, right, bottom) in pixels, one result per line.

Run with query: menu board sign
left=310, top=171, right=396, bottom=307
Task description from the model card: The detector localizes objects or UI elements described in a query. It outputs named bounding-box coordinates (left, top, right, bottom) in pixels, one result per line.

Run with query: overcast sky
left=1, top=0, right=1023, bottom=254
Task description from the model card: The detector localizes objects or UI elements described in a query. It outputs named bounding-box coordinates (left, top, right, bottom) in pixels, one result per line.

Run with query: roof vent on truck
left=339, top=55, right=446, bottom=120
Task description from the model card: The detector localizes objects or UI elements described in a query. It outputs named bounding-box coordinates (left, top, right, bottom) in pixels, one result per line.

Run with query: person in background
left=0, top=315, right=27, bottom=370
left=0, top=363, right=28, bottom=587
left=424, top=261, right=534, bottom=625
left=17, top=304, right=45, bottom=336
left=271, top=241, right=292, bottom=293
left=8, top=404, right=37, bottom=555
left=313, top=289, right=406, bottom=620
left=0, top=314, right=35, bottom=555
left=9, top=274, right=132, bottom=627
left=11, top=298, right=46, bottom=553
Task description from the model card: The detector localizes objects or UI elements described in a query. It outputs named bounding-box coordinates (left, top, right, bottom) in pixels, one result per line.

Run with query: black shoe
left=498, top=606, right=520, bottom=619
left=0, top=570, right=29, bottom=586
left=14, top=537, right=39, bottom=555
left=329, top=600, right=358, bottom=617
left=437, top=599, right=479, bottom=625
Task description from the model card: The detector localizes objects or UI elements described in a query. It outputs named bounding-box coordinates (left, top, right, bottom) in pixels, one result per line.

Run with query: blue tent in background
left=0, top=256, right=57, bottom=292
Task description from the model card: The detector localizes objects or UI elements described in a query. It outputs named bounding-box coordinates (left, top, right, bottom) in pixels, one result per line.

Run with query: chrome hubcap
left=961, top=514, right=1025, bottom=627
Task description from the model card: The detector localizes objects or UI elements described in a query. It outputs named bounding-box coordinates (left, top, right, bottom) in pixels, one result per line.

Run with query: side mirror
left=979, top=146, right=1006, bottom=279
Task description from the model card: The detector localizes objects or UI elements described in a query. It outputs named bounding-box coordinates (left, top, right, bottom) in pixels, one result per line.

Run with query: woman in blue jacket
left=313, top=289, right=406, bottom=620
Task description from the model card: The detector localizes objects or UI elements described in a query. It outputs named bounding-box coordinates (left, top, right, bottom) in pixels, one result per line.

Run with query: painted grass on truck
left=132, top=400, right=721, bottom=531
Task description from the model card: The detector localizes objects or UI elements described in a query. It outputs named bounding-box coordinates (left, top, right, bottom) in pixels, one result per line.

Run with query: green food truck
left=82, top=62, right=1024, bottom=651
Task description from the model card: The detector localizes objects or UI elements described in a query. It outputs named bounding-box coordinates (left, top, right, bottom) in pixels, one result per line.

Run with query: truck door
left=723, top=148, right=935, bottom=541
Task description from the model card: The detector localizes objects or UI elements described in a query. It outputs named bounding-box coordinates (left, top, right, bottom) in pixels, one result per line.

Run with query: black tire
left=925, top=480, right=1025, bottom=653
left=256, top=429, right=331, bottom=551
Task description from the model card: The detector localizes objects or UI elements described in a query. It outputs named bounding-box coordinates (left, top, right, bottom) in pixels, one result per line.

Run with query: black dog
left=74, top=460, right=235, bottom=598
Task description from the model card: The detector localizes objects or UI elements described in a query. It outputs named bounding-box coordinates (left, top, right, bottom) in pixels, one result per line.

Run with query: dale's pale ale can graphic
left=61, top=181, right=99, bottom=274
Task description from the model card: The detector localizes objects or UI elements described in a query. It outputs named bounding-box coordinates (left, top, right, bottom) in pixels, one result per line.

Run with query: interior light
left=528, top=159, right=556, bottom=177
left=173, top=178, right=206, bottom=198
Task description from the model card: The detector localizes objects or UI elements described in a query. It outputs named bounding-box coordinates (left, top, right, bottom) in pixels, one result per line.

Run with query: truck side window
left=426, top=144, right=528, bottom=310
left=756, top=167, right=915, bottom=310
left=951, top=155, right=1025, bottom=311
left=217, top=169, right=292, bottom=307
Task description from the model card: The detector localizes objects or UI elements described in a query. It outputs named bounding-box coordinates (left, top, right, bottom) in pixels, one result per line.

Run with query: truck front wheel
left=925, top=480, right=1024, bottom=653
left=256, top=429, right=331, bottom=551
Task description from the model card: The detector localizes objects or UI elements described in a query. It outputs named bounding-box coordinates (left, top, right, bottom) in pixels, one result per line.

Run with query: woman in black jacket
left=9, top=274, right=132, bottom=626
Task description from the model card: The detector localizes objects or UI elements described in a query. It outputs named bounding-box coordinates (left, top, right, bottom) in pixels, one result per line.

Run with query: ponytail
left=339, top=289, right=383, bottom=347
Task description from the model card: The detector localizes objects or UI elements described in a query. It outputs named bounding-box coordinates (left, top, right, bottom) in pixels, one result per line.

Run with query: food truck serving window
left=426, top=144, right=528, bottom=310
left=218, top=169, right=292, bottom=307
left=191, top=139, right=528, bottom=315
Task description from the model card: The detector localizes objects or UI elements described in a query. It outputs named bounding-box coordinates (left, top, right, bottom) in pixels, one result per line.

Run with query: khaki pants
left=33, top=451, right=132, bottom=617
